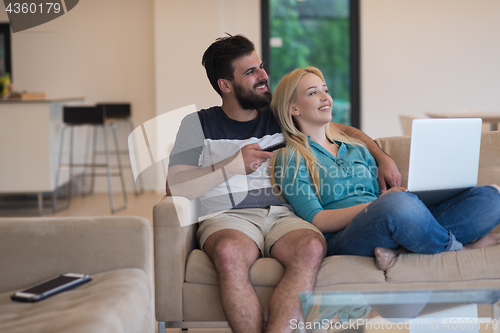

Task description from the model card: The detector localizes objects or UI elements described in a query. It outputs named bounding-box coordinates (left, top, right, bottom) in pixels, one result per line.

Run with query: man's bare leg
left=266, top=230, right=326, bottom=333
left=204, top=229, right=262, bottom=333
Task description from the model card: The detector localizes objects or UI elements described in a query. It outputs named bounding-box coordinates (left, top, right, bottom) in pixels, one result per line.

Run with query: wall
left=153, top=0, right=261, bottom=115
left=361, top=0, right=500, bottom=138
left=148, top=0, right=261, bottom=192
left=0, top=0, right=155, bottom=193
left=4, top=0, right=499, bottom=193
left=154, top=0, right=500, bottom=139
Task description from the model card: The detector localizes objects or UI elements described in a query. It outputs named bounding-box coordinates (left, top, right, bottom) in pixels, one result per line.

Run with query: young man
left=167, top=35, right=401, bottom=333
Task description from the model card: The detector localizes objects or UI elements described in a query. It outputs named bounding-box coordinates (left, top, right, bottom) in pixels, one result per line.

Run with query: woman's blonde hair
left=269, top=67, right=364, bottom=199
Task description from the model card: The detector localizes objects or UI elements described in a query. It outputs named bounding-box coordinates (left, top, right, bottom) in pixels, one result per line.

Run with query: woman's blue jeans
left=326, top=186, right=500, bottom=257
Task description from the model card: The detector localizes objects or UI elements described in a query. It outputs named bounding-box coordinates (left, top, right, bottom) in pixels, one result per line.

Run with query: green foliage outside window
left=269, top=0, right=351, bottom=124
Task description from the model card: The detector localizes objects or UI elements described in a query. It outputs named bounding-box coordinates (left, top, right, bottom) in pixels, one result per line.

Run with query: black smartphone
left=262, top=141, right=287, bottom=152
left=11, top=273, right=91, bottom=302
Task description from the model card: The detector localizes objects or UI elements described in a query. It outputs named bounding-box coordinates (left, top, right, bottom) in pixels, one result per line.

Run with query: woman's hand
left=312, top=203, right=371, bottom=233
left=379, top=186, right=407, bottom=197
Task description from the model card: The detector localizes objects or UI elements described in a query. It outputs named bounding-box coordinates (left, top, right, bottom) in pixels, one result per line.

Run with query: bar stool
left=53, top=106, right=128, bottom=213
left=96, top=103, right=142, bottom=196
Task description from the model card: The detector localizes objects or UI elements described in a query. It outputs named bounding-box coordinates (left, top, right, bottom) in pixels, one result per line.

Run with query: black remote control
left=262, top=141, right=287, bottom=152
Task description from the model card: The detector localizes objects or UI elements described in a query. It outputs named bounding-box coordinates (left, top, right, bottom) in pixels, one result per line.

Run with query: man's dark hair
left=202, top=34, right=255, bottom=96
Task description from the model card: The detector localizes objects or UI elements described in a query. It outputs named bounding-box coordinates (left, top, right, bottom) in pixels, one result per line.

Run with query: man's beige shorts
left=197, top=206, right=323, bottom=257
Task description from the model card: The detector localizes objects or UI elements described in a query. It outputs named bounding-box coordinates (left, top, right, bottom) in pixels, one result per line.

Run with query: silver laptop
left=406, top=118, right=482, bottom=207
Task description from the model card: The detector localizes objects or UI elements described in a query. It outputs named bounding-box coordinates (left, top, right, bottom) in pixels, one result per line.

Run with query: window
left=0, top=23, right=12, bottom=79
left=262, top=0, right=360, bottom=127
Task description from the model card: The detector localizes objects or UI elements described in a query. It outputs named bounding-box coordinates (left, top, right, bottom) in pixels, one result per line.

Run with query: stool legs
left=68, top=126, right=75, bottom=204
left=126, top=118, right=143, bottom=196
left=53, top=124, right=128, bottom=214
left=89, top=126, right=98, bottom=195
left=37, top=192, right=43, bottom=216
left=104, top=123, right=128, bottom=213
left=89, top=119, right=142, bottom=197
left=111, top=123, right=128, bottom=205
left=53, top=126, right=71, bottom=212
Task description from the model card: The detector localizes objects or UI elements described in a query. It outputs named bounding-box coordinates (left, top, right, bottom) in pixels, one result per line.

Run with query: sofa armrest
left=153, top=196, right=198, bottom=322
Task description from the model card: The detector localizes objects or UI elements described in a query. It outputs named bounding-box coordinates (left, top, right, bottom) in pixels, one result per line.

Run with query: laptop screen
left=407, top=118, right=482, bottom=192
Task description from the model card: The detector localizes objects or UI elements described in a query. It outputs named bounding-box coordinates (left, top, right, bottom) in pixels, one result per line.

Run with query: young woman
left=269, top=67, right=500, bottom=270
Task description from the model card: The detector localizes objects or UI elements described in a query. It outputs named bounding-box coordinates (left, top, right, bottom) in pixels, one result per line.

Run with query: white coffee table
left=299, top=289, right=500, bottom=333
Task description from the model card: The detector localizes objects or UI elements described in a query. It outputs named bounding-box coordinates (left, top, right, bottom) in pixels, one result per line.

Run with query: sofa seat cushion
left=386, top=245, right=500, bottom=283
left=0, top=268, right=150, bottom=333
left=185, top=250, right=284, bottom=287
left=185, top=249, right=386, bottom=287
left=316, top=255, right=386, bottom=287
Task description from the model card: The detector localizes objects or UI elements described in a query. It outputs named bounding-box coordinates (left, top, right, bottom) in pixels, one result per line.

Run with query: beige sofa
left=153, top=131, right=500, bottom=331
left=0, top=216, right=154, bottom=333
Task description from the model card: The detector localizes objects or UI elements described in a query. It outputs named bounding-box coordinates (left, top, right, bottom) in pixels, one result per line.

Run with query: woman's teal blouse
left=275, top=137, right=380, bottom=234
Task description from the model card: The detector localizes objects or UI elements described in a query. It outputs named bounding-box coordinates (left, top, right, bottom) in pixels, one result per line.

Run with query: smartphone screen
left=22, top=275, right=81, bottom=295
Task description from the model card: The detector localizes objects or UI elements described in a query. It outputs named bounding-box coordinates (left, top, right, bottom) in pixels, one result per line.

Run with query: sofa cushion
left=386, top=245, right=500, bottom=283
left=0, top=268, right=150, bottom=333
left=185, top=250, right=386, bottom=287
left=185, top=250, right=285, bottom=287
left=375, top=136, right=411, bottom=187
left=476, top=131, right=500, bottom=186
left=316, top=255, right=386, bottom=287
left=0, top=216, right=152, bottom=295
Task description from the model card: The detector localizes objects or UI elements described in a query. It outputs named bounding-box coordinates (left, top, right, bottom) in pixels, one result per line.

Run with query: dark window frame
left=261, top=0, right=360, bottom=129
left=0, top=23, right=12, bottom=80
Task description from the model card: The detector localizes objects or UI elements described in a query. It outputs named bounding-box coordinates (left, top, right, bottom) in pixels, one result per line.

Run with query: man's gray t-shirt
left=169, top=106, right=291, bottom=219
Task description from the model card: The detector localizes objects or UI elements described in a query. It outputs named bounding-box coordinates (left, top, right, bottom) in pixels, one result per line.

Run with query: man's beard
left=233, top=80, right=272, bottom=110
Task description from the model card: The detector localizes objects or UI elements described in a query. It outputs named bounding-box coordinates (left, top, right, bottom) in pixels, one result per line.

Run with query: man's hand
left=332, top=123, right=402, bottom=192
left=239, top=143, right=274, bottom=174
left=167, top=143, right=274, bottom=199
left=377, top=155, right=402, bottom=193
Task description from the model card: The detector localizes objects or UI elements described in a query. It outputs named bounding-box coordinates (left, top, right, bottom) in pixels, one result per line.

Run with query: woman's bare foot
left=489, top=184, right=500, bottom=194
left=374, top=247, right=400, bottom=271
left=463, top=232, right=500, bottom=250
